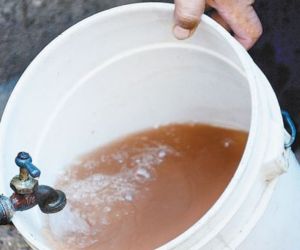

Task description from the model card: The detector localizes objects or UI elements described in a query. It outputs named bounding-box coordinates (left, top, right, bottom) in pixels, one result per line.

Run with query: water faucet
left=0, top=152, right=67, bottom=225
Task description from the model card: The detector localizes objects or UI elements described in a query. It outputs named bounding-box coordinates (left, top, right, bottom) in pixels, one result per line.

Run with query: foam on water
left=48, top=141, right=178, bottom=248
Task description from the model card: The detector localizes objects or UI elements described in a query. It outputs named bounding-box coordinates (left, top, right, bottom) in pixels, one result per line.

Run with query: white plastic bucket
left=0, top=3, right=299, bottom=250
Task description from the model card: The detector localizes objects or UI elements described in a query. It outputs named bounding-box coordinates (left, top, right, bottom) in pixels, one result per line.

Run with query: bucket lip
left=0, top=2, right=258, bottom=250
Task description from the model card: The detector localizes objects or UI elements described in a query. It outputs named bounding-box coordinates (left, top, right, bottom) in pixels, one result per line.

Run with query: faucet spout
left=36, top=185, right=66, bottom=214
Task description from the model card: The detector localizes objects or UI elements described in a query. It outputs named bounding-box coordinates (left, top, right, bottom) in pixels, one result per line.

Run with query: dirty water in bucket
left=46, top=124, right=248, bottom=250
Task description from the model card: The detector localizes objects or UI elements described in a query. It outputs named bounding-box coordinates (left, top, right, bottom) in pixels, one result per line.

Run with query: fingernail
left=173, top=25, right=191, bottom=40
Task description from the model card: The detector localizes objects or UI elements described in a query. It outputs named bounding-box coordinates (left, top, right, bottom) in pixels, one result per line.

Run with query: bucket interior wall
left=36, top=46, right=251, bottom=182
left=16, top=47, right=252, bottom=247
left=0, top=5, right=252, bottom=248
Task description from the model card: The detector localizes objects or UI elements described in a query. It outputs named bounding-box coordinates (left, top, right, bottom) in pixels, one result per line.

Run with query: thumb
left=174, top=0, right=206, bottom=40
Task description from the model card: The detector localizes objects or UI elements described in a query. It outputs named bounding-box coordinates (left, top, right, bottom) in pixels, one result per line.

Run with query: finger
left=174, top=0, right=206, bottom=40
left=211, top=11, right=231, bottom=31
left=213, top=2, right=262, bottom=49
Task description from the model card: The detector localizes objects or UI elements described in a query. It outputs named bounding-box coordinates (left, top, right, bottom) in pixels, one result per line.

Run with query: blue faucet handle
left=15, top=152, right=41, bottom=178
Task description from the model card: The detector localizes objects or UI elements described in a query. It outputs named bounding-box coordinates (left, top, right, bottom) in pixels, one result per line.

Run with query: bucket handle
left=282, top=110, right=296, bottom=148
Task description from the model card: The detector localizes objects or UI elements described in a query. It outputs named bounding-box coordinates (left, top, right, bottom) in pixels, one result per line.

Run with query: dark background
left=250, top=0, right=300, bottom=148
left=0, top=0, right=299, bottom=249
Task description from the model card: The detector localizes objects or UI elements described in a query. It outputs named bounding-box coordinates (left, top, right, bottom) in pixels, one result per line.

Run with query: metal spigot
left=10, top=152, right=40, bottom=195
left=0, top=152, right=67, bottom=225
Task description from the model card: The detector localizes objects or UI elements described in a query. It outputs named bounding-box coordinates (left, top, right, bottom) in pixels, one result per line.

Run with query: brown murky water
left=47, top=124, right=248, bottom=250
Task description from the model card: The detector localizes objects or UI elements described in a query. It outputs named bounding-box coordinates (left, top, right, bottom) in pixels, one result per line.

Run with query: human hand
left=173, top=0, right=262, bottom=49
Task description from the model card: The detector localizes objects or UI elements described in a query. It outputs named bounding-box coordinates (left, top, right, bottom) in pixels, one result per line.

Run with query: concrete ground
left=0, top=225, right=30, bottom=250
